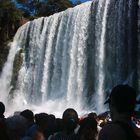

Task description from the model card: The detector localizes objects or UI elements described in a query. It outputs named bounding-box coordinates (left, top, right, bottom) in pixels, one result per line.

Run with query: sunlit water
left=0, top=0, right=139, bottom=117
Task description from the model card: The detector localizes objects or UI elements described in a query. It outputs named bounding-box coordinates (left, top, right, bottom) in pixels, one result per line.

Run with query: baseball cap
left=104, top=84, right=136, bottom=105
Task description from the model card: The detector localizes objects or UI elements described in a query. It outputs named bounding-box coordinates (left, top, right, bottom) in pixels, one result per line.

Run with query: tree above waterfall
left=15, top=0, right=75, bottom=17
left=0, top=0, right=22, bottom=72
left=0, top=0, right=81, bottom=72
left=36, top=0, right=74, bottom=16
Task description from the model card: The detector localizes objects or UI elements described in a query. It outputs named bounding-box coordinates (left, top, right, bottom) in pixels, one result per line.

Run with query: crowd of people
left=0, top=84, right=140, bottom=140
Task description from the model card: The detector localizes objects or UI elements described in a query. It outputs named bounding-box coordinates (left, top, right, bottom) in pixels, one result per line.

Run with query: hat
left=104, top=84, right=136, bottom=104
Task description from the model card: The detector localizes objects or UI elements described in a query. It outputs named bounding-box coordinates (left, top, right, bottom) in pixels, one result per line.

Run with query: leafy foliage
left=0, top=0, right=23, bottom=72
left=15, top=0, right=74, bottom=17
left=0, top=0, right=22, bottom=41
left=37, top=0, right=74, bottom=16
left=15, top=0, right=39, bottom=17
left=0, top=0, right=82, bottom=72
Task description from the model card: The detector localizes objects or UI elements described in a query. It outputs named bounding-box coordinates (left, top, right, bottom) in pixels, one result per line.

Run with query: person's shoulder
left=101, top=122, right=125, bottom=133
left=101, top=121, right=123, bottom=128
left=48, top=131, right=63, bottom=140
left=98, top=122, right=127, bottom=140
left=133, top=126, right=140, bottom=138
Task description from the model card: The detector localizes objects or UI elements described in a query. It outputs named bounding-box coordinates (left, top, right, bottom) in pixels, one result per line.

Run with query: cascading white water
left=0, top=42, right=18, bottom=104
left=0, top=0, right=139, bottom=117
left=0, top=23, right=29, bottom=104
left=0, top=2, right=93, bottom=117
left=94, top=0, right=111, bottom=113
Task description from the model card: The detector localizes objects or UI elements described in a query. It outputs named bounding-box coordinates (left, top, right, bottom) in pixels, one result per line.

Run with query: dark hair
left=107, top=85, right=136, bottom=115
left=62, top=108, right=78, bottom=122
left=79, top=117, right=97, bottom=132
left=0, top=102, right=5, bottom=115
left=77, top=117, right=98, bottom=140
left=62, top=108, right=78, bottom=132
left=35, top=113, right=48, bottom=126
left=20, top=109, right=34, bottom=122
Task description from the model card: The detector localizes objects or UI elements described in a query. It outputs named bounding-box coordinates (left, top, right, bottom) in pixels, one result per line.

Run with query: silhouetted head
left=105, top=84, right=136, bottom=115
left=0, top=102, right=5, bottom=116
left=78, top=117, right=98, bottom=140
left=88, top=112, right=97, bottom=119
left=20, top=109, right=34, bottom=124
left=35, top=113, right=49, bottom=130
left=62, top=108, right=79, bottom=133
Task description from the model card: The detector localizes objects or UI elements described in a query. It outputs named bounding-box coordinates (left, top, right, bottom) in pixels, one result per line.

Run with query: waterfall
left=0, top=0, right=139, bottom=117
left=94, top=0, right=111, bottom=113
left=0, top=42, right=18, bottom=104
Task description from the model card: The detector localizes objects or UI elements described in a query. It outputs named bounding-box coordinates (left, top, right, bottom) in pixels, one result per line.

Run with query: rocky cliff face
left=0, top=17, right=29, bottom=73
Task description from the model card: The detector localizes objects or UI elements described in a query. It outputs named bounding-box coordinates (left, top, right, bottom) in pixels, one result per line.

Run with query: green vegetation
left=15, top=0, right=76, bottom=17
left=0, top=0, right=23, bottom=72
left=0, top=0, right=82, bottom=72
left=36, top=0, right=74, bottom=17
